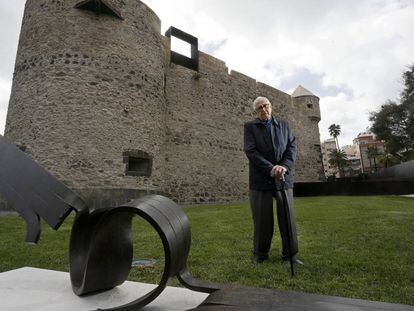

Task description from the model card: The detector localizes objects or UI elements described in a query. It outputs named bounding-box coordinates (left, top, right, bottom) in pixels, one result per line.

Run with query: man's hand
left=271, top=165, right=287, bottom=180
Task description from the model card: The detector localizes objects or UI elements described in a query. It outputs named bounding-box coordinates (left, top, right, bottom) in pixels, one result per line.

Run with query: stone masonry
left=4, top=0, right=324, bottom=206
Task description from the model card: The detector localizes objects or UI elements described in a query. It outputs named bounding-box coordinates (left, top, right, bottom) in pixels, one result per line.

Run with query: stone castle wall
left=5, top=0, right=324, bottom=206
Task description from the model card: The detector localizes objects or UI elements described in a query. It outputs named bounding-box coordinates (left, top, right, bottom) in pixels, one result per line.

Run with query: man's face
left=255, top=101, right=272, bottom=120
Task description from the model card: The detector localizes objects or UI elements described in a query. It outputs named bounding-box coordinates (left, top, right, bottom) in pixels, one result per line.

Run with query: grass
left=1, top=196, right=413, bottom=305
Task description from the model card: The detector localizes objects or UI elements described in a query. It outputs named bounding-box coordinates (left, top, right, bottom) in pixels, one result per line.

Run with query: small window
left=123, top=150, right=152, bottom=177
left=128, top=157, right=150, bottom=174
left=307, top=103, right=313, bottom=108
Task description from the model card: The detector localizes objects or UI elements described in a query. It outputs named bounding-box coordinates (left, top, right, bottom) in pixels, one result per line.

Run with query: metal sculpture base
left=190, top=286, right=414, bottom=311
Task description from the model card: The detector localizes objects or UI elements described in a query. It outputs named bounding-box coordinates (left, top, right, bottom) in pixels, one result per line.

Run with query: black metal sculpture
left=0, top=135, right=220, bottom=310
left=70, top=195, right=222, bottom=310
left=0, top=135, right=86, bottom=243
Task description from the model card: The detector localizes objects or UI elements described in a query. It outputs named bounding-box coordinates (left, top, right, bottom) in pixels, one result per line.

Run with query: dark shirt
left=243, top=117, right=296, bottom=190
left=261, top=119, right=273, bottom=140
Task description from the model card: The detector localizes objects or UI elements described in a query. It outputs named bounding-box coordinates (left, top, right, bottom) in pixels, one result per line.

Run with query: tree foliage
left=369, top=65, right=414, bottom=161
left=328, top=149, right=348, bottom=176
left=401, top=64, right=414, bottom=103
left=379, top=151, right=398, bottom=168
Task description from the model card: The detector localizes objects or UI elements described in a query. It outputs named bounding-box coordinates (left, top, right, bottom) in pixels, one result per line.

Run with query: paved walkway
left=0, top=210, right=18, bottom=216
left=1, top=267, right=208, bottom=311
left=1, top=267, right=413, bottom=311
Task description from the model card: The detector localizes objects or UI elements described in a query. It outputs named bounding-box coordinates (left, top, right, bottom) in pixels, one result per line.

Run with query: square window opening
left=171, top=37, right=191, bottom=58
left=123, top=150, right=153, bottom=177
left=128, top=157, right=149, bottom=174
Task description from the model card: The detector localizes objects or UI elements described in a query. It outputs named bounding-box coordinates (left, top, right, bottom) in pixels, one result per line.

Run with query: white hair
left=252, top=96, right=271, bottom=110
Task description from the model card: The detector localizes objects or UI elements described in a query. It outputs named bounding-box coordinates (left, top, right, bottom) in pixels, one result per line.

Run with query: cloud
left=202, top=38, right=228, bottom=55
left=311, top=1, right=414, bottom=144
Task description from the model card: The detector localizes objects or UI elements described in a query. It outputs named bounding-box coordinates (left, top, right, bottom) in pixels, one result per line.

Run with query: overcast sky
left=0, top=0, right=413, bottom=146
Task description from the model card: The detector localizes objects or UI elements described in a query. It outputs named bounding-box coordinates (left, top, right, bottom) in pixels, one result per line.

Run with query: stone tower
left=5, top=0, right=324, bottom=206
left=6, top=0, right=169, bottom=205
left=291, top=85, right=324, bottom=182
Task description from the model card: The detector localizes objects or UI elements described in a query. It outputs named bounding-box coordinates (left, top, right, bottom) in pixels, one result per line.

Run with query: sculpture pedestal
left=0, top=267, right=208, bottom=311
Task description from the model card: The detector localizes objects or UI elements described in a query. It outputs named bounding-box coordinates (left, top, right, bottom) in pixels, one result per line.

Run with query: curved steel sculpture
left=0, top=135, right=220, bottom=310
left=69, top=195, right=221, bottom=310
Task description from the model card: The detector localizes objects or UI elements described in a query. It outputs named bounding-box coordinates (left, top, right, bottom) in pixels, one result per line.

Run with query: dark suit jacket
left=244, top=117, right=296, bottom=190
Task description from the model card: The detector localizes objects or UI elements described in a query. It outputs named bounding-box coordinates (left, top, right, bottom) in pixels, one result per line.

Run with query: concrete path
left=0, top=267, right=208, bottom=311
left=2, top=267, right=414, bottom=311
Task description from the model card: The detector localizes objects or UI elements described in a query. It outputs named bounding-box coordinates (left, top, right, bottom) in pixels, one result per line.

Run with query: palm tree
left=328, top=124, right=341, bottom=150
left=328, top=149, right=348, bottom=177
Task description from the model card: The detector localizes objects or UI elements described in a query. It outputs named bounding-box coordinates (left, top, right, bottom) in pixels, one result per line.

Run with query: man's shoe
left=282, top=256, right=304, bottom=265
left=252, top=255, right=269, bottom=264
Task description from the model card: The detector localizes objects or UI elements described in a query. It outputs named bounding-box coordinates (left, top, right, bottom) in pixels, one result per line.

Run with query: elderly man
left=244, top=96, right=302, bottom=265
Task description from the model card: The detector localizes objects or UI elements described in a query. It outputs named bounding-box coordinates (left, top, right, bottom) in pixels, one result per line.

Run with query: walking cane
left=280, top=175, right=295, bottom=277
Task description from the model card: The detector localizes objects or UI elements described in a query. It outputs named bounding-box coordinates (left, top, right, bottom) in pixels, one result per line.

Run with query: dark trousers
left=249, top=189, right=298, bottom=258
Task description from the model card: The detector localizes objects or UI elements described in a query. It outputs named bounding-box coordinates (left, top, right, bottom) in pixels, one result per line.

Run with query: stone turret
left=292, top=85, right=321, bottom=122
left=291, top=85, right=324, bottom=182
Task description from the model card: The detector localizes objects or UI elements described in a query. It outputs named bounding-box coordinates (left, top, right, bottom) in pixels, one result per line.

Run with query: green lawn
left=1, top=196, right=413, bottom=305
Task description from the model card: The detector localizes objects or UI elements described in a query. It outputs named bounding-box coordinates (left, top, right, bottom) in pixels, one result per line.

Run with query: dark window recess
left=123, top=150, right=152, bottom=177
left=307, top=103, right=313, bottom=108
left=74, top=0, right=123, bottom=20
